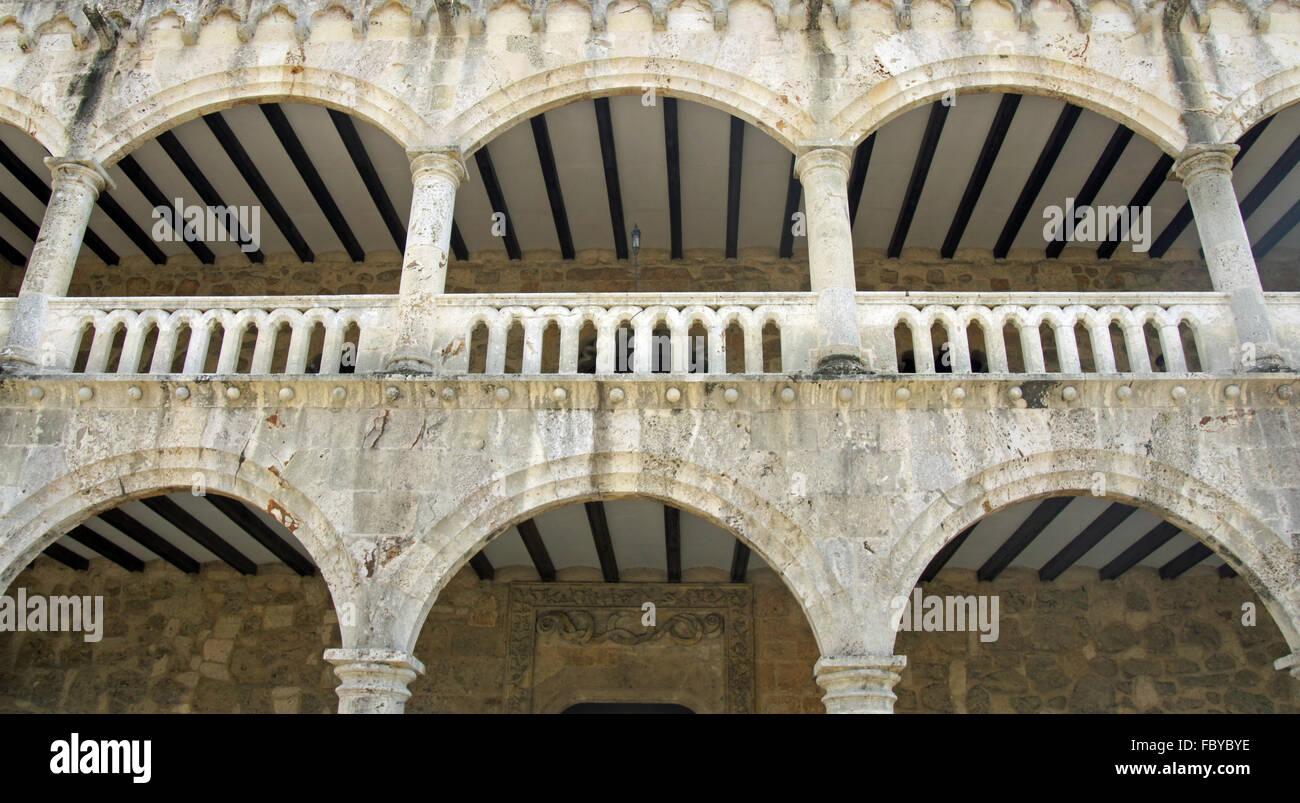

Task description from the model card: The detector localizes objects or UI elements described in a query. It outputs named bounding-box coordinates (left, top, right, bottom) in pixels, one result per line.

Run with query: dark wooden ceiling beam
left=725, top=116, right=745, bottom=259
left=66, top=525, right=145, bottom=572
left=98, top=507, right=199, bottom=574
left=994, top=103, right=1082, bottom=258
left=516, top=519, right=556, bottom=582
left=92, top=192, right=169, bottom=264
left=778, top=153, right=801, bottom=259
left=1045, top=124, right=1134, bottom=258
left=0, top=139, right=120, bottom=265
left=329, top=109, right=407, bottom=252
left=920, top=523, right=976, bottom=583
left=585, top=501, right=619, bottom=583
left=1039, top=502, right=1137, bottom=581
left=594, top=98, right=629, bottom=260
left=1251, top=196, right=1300, bottom=260
left=1238, top=131, right=1300, bottom=222
left=205, top=111, right=314, bottom=262
left=1150, top=117, right=1272, bottom=257
left=203, top=495, right=315, bottom=577
left=156, top=130, right=264, bottom=263
left=730, top=541, right=751, bottom=583
left=43, top=543, right=88, bottom=571
left=117, top=154, right=215, bottom=264
left=1098, top=521, right=1181, bottom=580
left=261, top=103, right=366, bottom=263
left=1159, top=542, right=1214, bottom=580
left=1098, top=153, right=1174, bottom=258
left=663, top=97, right=683, bottom=259
left=473, top=144, right=522, bottom=260
left=140, top=496, right=257, bottom=575
left=942, top=93, right=1021, bottom=258
left=529, top=113, right=575, bottom=259
left=468, top=552, right=495, bottom=581
left=1218, top=563, right=1238, bottom=579
left=847, top=134, right=876, bottom=228
left=0, top=235, right=25, bottom=266
left=450, top=221, right=468, bottom=261
left=664, top=506, right=682, bottom=583
left=977, top=497, right=1072, bottom=581
left=888, top=102, right=949, bottom=258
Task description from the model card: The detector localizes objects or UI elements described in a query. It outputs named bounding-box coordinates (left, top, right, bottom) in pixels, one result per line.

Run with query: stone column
left=1173, top=144, right=1288, bottom=371
left=814, top=654, right=907, bottom=713
left=385, top=148, right=466, bottom=373
left=324, top=648, right=424, bottom=714
left=794, top=146, right=866, bottom=374
left=1, top=158, right=112, bottom=370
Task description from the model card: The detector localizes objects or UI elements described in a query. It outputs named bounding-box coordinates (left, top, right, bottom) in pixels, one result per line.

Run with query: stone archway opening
left=404, top=495, right=824, bottom=714
left=893, top=493, right=1296, bottom=714
left=0, top=491, right=341, bottom=713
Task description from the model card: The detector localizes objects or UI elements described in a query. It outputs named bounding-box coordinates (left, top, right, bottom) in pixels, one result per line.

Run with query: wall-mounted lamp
left=631, top=223, right=641, bottom=292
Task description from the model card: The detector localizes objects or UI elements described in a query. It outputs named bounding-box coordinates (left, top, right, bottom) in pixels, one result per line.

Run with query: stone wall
left=1, top=555, right=1293, bottom=713
left=33, top=244, right=1280, bottom=300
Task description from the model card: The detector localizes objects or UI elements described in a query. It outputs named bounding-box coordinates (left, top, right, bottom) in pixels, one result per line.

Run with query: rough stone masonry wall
left=0, top=558, right=1293, bottom=713
left=27, top=245, right=1290, bottom=300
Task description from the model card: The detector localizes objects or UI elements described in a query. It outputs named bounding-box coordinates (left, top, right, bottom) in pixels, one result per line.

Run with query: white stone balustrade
left=39, top=295, right=394, bottom=375
left=16, top=291, right=1300, bottom=379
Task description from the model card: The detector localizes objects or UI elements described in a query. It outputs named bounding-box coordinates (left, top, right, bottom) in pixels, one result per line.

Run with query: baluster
left=117, top=316, right=148, bottom=374
left=559, top=318, right=580, bottom=373
left=183, top=320, right=214, bottom=374
left=522, top=316, right=544, bottom=375
left=286, top=317, right=311, bottom=373
left=84, top=321, right=116, bottom=373
left=1019, top=324, right=1045, bottom=373
left=1159, top=322, right=1188, bottom=373
left=486, top=319, right=508, bottom=375
left=1055, top=321, right=1082, bottom=373
left=1089, top=319, right=1117, bottom=374
left=320, top=316, right=344, bottom=374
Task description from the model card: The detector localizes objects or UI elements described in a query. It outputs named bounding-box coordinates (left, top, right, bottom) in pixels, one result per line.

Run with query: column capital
left=324, top=647, right=425, bottom=714
left=44, top=157, right=114, bottom=194
left=794, top=145, right=853, bottom=180
left=407, top=147, right=467, bottom=186
left=1275, top=649, right=1300, bottom=680
left=1172, top=144, right=1239, bottom=186
left=814, top=653, right=907, bottom=713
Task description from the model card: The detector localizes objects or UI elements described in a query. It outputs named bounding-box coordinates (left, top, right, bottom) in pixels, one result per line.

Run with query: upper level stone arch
left=834, top=53, right=1188, bottom=155
left=445, top=57, right=813, bottom=155
left=0, top=446, right=363, bottom=646
left=0, top=87, right=67, bottom=157
left=88, top=63, right=429, bottom=165
left=377, top=450, right=842, bottom=654
left=887, top=448, right=1300, bottom=651
left=1216, top=65, right=1300, bottom=145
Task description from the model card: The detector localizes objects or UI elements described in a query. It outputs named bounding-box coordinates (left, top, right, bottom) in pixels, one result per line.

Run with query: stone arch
left=0, top=87, right=66, bottom=156
left=446, top=57, right=813, bottom=155
left=888, top=449, right=1300, bottom=651
left=0, top=447, right=362, bottom=646
left=835, top=55, right=1187, bottom=156
left=381, top=451, right=838, bottom=653
left=89, top=65, right=430, bottom=166
left=1217, top=66, right=1300, bottom=145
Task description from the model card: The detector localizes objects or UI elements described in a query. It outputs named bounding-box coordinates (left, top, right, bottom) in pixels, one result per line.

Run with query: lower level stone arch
left=381, top=451, right=839, bottom=654
left=887, top=449, right=1300, bottom=651
left=0, top=447, right=361, bottom=645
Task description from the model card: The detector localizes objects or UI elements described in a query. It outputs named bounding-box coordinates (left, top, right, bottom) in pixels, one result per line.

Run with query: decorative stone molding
left=324, top=647, right=425, bottom=714
left=0, top=0, right=1285, bottom=44
left=504, top=583, right=755, bottom=713
left=814, top=654, right=908, bottom=713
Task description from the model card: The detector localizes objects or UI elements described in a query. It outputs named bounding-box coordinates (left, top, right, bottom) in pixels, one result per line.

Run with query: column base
left=1244, top=346, right=1290, bottom=373
left=811, top=345, right=870, bottom=376
left=814, top=654, right=907, bottom=713
left=1275, top=650, right=1300, bottom=680
left=324, top=648, right=425, bottom=714
left=0, top=349, right=37, bottom=374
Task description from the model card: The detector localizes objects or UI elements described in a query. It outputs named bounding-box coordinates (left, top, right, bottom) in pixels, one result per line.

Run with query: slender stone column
left=814, top=654, right=907, bottom=713
left=1, top=158, right=112, bottom=370
left=1173, top=145, right=1288, bottom=371
left=385, top=148, right=466, bottom=373
left=324, top=648, right=424, bottom=713
left=794, top=146, right=867, bottom=374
